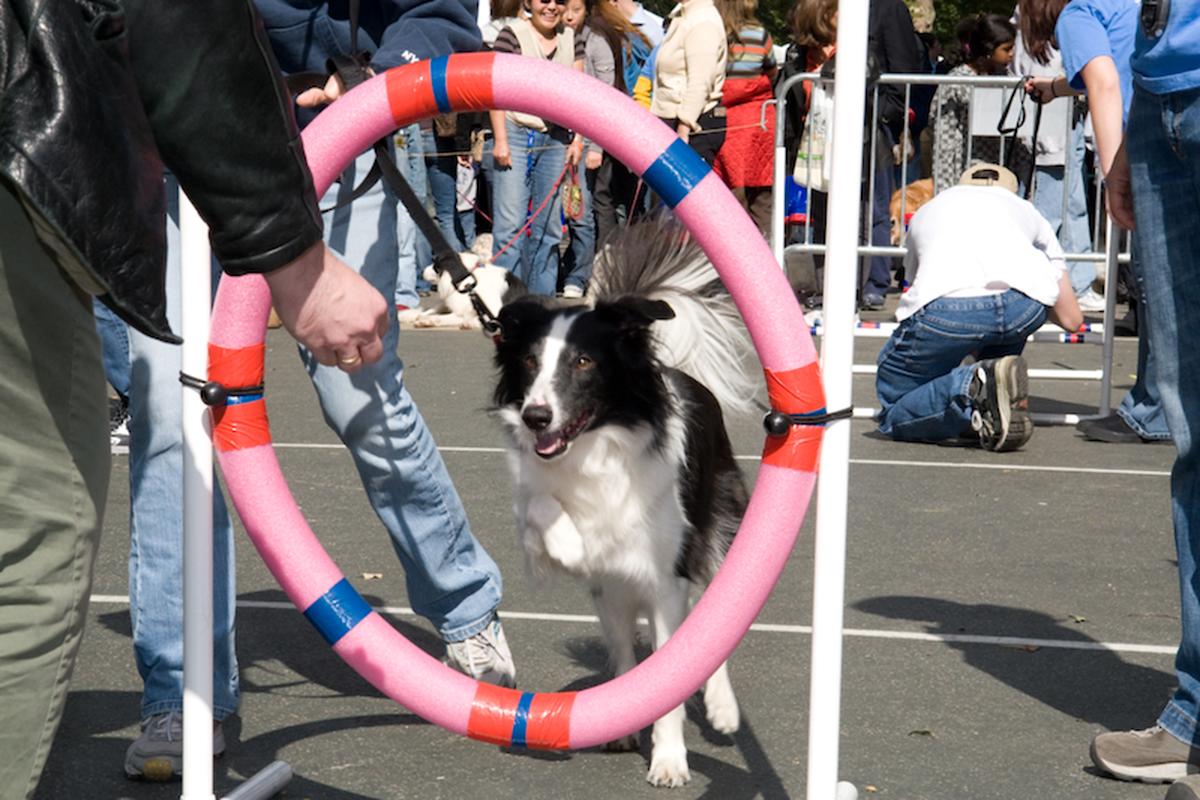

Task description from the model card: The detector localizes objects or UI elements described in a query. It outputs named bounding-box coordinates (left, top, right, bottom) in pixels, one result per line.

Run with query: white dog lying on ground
left=399, top=251, right=519, bottom=330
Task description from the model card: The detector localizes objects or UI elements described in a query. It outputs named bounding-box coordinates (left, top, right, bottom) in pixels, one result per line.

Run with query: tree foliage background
left=641, top=0, right=1015, bottom=51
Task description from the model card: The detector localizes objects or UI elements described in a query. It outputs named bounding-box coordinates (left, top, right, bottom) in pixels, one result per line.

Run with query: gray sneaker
left=444, top=615, right=517, bottom=688
left=124, top=710, right=226, bottom=781
left=1090, top=725, right=1200, bottom=783
left=969, top=355, right=1032, bottom=452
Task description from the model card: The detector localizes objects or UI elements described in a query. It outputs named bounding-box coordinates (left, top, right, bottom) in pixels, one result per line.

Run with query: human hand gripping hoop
left=202, top=53, right=834, bottom=750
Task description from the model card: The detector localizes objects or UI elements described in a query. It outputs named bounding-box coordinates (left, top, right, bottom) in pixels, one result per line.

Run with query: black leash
left=283, top=3, right=500, bottom=335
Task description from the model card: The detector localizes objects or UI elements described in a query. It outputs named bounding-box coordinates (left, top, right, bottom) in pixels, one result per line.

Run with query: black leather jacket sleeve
left=123, top=0, right=323, bottom=276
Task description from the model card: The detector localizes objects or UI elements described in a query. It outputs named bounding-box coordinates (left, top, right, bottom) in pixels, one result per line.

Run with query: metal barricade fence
left=771, top=70, right=1128, bottom=423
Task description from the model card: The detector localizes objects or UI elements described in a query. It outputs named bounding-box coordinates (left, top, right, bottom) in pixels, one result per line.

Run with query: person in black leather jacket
left=0, top=2, right=388, bottom=797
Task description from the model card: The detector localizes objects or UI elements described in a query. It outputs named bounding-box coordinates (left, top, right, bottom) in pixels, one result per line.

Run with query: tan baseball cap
left=959, top=163, right=1018, bottom=193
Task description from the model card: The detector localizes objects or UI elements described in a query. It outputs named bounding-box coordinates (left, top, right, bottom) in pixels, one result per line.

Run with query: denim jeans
left=424, top=129, right=476, bottom=252
left=1124, top=85, right=1200, bottom=745
left=875, top=290, right=1046, bottom=442
left=562, top=164, right=595, bottom=292
left=310, top=147, right=503, bottom=641
left=490, top=121, right=568, bottom=296
left=1033, top=119, right=1094, bottom=295
left=1117, top=245, right=1171, bottom=440
left=865, top=138, right=896, bottom=298
left=391, top=125, right=422, bottom=309
left=93, top=300, right=131, bottom=399
left=122, top=177, right=240, bottom=722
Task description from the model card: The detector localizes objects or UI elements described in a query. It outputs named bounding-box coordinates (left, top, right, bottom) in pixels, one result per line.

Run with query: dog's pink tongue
left=535, top=432, right=564, bottom=457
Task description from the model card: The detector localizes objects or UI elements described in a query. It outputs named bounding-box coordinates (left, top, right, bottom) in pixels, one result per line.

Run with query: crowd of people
left=7, top=0, right=1200, bottom=799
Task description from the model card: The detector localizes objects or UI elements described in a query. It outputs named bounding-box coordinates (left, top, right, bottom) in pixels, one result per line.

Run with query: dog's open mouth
left=533, top=411, right=592, bottom=459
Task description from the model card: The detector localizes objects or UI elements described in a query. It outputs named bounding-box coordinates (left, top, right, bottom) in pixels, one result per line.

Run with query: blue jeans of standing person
left=561, top=164, right=595, bottom=293
left=864, top=131, right=896, bottom=300
left=875, top=290, right=1046, bottom=442
left=1125, top=85, right=1200, bottom=744
left=119, top=176, right=240, bottom=723
left=311, top=147, right=504, bottom=641
left=393, top=123, right=423, bottom=309
left=490, top=121, right=568, bottom=296
left=1033, top=119, right=1094, bottom=295
left=1116, top=245, right=1171, bottom=440
left=94, top=301, right=131, bottom=400
left=424, top=129, right=476, bottom=251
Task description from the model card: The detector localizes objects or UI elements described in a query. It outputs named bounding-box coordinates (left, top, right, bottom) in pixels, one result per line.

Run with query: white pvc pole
left=180, top=194, right=216, bottom=800
left=806, top=1, right=868, bottom=798
left=219, top=762, right=294, bottom=800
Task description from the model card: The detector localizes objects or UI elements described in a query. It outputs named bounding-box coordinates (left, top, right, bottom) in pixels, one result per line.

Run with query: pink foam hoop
left=211, top=53, right=825, bottom=749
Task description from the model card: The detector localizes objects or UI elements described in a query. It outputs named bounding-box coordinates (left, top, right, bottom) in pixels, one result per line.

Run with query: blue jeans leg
left=1124, top=86, right=1200, bottom=744
left=490, top=122, right=565, bottom=296
left=308, top=149, right=504, bottom=641
left=562, top=165, right=595, bottom=291
left=875, top=292, right=1046, bottom=442
left=94, top=300, right=131, bottom=399
left=1117, top=244, right=1171, bottom=440
left=1034, top=119, right=1094, bottom=294
left=393, top=124, right=423, bottom=309
left=425, top=131, right=468, bottom=252
left=128, top=176, right=238, bottom=722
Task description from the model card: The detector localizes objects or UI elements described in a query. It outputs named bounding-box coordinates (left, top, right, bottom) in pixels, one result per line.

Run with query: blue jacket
left=255, top=0, right=483, bottom=74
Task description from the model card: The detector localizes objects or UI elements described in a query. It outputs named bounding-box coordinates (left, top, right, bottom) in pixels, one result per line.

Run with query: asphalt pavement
left=34, top=296, right=1183, bottom=800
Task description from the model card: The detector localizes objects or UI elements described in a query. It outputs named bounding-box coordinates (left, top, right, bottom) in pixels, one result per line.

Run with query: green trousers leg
left=0, top=187, right=109, bottom=800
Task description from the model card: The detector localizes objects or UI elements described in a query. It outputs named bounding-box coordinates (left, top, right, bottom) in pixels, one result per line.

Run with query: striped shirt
left=493, top=26, right=587, bottom=62
left=726, top=25, right=775, bottom=78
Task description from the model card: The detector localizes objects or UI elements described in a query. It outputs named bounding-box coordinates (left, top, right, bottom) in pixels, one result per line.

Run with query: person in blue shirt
left=1023, top=0, right=1169, bottom=447
left=1081, top=5, right=1200, bottom=795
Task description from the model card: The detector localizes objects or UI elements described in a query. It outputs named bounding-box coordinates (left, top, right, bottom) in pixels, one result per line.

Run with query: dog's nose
left=521, top=404, right=553, bottom=432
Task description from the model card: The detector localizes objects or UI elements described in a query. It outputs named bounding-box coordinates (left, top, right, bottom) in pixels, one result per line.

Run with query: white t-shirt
left=896, top=185, right=1066, bottom=322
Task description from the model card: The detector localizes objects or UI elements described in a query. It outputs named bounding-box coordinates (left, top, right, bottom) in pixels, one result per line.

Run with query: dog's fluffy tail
left=589, top=216, right=758, bottom=416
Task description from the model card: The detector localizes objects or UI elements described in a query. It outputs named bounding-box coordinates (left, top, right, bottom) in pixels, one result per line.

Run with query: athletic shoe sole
left=978, top=356, right=1031, bottom=452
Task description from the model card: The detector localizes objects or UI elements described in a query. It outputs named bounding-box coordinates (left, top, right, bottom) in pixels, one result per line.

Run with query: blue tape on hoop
left=510, top=692, right=535, bottom=747
left=226, top=393, right=263, bottom=406
left=430, top=55, right=452, bottom=114
left=642, top=138, right=710, bottom=208
left=303, top=578, right=373, bottom=645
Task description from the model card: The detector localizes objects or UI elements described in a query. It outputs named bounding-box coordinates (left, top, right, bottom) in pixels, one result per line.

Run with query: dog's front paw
left=604, top=734, right=639, bottom=752
left=527, top=495, right=585, bottom=571
left=646, top=746, right=690, bottom=788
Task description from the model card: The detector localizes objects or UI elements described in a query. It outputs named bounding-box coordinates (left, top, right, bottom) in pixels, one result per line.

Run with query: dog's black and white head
left=492, top=297, right=675, bottom=460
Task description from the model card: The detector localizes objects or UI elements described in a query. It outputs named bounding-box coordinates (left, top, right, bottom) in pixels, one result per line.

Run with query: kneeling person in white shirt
left=875, top=164, right=1083, bottom=451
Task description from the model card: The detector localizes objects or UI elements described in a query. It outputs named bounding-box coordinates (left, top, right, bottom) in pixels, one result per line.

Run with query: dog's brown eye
left=523, top=355, right=538, bottom=371
left=574, top=355, right=594, bottom=370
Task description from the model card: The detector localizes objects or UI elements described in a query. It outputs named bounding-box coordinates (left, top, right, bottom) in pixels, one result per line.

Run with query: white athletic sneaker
left=562, top=284, right=585, bottom=299
left=1076, top=287, right=1107, bottom=313
left=124, top=710, right=226, bottom=781
left=444, top=615, right=517, bottom=688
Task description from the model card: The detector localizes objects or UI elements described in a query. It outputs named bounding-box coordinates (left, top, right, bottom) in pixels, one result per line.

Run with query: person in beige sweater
left=650, top=0, right=728, bottom=165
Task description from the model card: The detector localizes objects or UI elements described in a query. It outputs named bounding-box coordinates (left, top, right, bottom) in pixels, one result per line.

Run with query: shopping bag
left=793, top=80, right=834, bottom=192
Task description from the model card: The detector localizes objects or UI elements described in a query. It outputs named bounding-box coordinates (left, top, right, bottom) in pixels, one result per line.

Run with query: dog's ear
left=595, top=298, right=675, bottom=333
left=495, top=298, right=549, bottom=345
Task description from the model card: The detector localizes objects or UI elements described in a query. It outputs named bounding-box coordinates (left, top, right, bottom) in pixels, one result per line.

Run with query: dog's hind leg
left=591, top=580, right=641, bottom=753
left=645, top=576, right=692, bottom=788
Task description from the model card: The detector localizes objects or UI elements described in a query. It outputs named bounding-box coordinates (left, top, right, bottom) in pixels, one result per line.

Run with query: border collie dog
left=491, top=220, right=757, bottom=787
